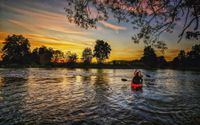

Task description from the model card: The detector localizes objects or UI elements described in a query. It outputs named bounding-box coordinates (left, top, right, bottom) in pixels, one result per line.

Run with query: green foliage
left=93, top=40, right=111, bottom=63
left=82, top=48, right=93, bottom=64
left=2, top=34, right=31, bottom=64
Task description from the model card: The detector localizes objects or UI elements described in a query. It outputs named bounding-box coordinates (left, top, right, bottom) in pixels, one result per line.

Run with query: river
left=0, top=68, right=200, bottom=125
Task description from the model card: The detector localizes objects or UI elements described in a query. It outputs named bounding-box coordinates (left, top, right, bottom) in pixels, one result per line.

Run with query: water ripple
left=0, top=68, right=200, bottom=125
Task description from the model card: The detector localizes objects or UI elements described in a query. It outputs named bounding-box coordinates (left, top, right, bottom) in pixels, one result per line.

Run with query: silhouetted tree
left=186, top=44, right=200, bottom=67
left=31, top=46, right=54, bottom=65
left=157, top=56, right=168, bottom=67
left=141, top=46, right=157, bottom=67
left=65, top=0, right=200, bottom=44
left=52, top=50, right=64, bottom=63
left=31, top=48, right=40, bottom=64
left=1, top=34, right=31, bottom=65
left=93, top=40, right=111, bottom=64
left=66, top=51, right=78, bottom=64
left=171, top=44, right=200, bottom=68
left=82, top=48, right=93, bottom=64
left=172, top=50, right=187, bottom=67
left=154, top=41, right=168, bottom=54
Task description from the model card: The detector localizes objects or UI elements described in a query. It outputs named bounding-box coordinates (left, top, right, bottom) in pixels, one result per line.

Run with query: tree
left=178, top=50, right=187, bottom=60
left=31, top=48, right=40, bottom=64
left=31, top=46, right=54, bottom=65
left=157, top=56, right=168, bottom=67
left=52, top=50, right=64, bottom=63
left=93, top=40, right=111, bottom=63
left=187, top=44, right=200, bottom=66
left=171, top=44, right=200, bottom=68
left=66, top=51, right=78, bottom=64
left=141, top=46, right=157, bottom=67
left=172, top=50, right=187, bottom=67
left=82, top=48, right=93, bottom=64
left=2, top=34, right=31, bottom=64
left=65, top=0, right=200, bottom=45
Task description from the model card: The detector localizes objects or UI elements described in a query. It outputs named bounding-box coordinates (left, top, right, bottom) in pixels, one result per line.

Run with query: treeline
left=171, top=45, right=200, bottom=68
left=138, top=45, right=200, bottom=69
left=1, top=34, right=111, bottom=66
left=0, top=34, right=199, bottom=69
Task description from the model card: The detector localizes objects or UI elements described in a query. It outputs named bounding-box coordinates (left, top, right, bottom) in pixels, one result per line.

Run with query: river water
left=0, top=68, right=200, bottom=125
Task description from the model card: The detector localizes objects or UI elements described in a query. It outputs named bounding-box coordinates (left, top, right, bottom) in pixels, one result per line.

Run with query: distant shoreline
left=0, top=63, right=199, bottom=71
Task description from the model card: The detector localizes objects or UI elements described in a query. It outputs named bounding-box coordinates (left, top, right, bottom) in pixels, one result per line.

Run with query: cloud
left=109, top=47, right=143, bottom=61
left=5, top=5, right=96, bottom=47
left=0, top=32, right=92, bottom=51
left=163, top=48, right=191, bottom=61
left=6, top=6, right=86, bottom=35
left=1, top=3, right=89, bottom=36
left=167, top=49, right=180, bottom=54
left=100, top=21, right=127, bottom=31
left=0, top=31, right=95, bottom=61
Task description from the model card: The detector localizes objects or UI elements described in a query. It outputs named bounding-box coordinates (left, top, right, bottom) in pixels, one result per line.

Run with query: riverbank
left=0, top=63, right=146, bottom=69
left=0, top=63, right=200, bottom=71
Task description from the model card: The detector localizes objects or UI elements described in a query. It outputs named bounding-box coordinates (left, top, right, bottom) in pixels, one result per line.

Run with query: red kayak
left=131, top=83, right=143, bottom=90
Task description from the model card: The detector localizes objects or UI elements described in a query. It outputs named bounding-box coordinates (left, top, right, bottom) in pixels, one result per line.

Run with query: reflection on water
left=0, top=68, right=200, bottom=125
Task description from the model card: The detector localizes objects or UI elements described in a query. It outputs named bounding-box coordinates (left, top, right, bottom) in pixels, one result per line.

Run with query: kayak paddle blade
left=121, top=78, right=128, bottom=81
left=145, top=74, right=151, bottom=78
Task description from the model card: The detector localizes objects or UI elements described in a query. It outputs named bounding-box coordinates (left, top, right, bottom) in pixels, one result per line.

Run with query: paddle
left=121, top=74, right=151, bottom=82
left=121, top=72, right=152, bottom=82
left=144, top=74, right=151, bottom=78
left=121, top=78, right=129, bottom=81
left=138, top=71, right=151, bottom=78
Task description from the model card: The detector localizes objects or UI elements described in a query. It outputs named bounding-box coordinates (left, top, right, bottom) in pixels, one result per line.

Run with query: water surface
left=0, top=68, right=200, bottom=125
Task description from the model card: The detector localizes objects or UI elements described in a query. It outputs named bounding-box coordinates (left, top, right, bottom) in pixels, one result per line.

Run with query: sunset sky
left=0, top=0, right=198, bottom=61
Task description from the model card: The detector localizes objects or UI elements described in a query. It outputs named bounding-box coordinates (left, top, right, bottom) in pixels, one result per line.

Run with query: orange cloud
left=163, top=48, right=191, bottom=61
left=0, top=32, right=91, bottom=53
left=1, top=31, right=90, bottom=49
left=2, top=4, right=89, bottom=37
left=0, top=32, right=192, bottom=62
left=100, top=21, right=127, bottom=31
left=8, top=19, right=85, bottom=36
left=109, top=47, right=143, bottom=61
left=3, top=4, right=63, bottom=21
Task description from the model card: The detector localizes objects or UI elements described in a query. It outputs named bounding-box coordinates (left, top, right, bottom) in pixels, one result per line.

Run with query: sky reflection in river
left=0, top=68, right=200, bottom=125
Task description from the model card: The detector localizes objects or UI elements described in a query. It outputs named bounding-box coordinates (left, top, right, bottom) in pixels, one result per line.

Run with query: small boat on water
left=131, top=83, right=143, bottom=90
left=131, top=70, right=143, bottom=90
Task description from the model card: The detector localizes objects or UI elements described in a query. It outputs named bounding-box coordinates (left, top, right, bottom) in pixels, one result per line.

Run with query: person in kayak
left=132, top=70, right=143, bottom=84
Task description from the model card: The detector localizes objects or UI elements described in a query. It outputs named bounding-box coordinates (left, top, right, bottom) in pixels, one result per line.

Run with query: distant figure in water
left=132, top=70, right=143, bottom=84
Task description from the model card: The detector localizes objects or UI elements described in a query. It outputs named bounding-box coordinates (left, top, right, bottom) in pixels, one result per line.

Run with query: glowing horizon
left=0, top=0, right=197, bottom=62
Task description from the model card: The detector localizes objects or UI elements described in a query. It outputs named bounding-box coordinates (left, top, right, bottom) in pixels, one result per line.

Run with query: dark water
left=0, top=68, right=200, bottom=125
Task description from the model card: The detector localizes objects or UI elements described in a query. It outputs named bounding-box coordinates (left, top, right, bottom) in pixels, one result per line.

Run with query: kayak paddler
left=132, top=70, right=143, bottom=84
